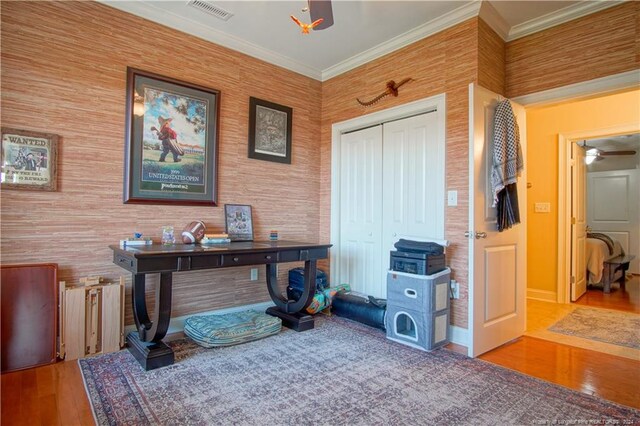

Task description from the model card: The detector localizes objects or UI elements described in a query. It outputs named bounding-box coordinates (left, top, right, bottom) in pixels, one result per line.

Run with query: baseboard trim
left=124, top=301, right=276, bottom=337
left=450, top=325, right=469, bottom=348
left=527, top=289, right=557, bottom=302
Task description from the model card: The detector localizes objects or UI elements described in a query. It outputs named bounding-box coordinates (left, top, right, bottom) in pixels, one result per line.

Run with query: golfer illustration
left=151, top=116, right=184, bottom=163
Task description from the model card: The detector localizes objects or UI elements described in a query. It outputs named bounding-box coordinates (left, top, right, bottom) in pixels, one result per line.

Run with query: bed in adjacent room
left=586, top=233, right=633, bottom=293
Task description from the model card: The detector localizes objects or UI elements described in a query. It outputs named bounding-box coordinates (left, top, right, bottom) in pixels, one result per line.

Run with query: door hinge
left=570, top=276, right=575, bottom=284
left=571, top=217, right=576, bottom=225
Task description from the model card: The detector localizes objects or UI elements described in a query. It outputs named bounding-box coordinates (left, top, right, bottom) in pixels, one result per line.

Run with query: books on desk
left=199, top=236, right=231, bottom=245
left=204, top=233, right=228, bottom=239
left=120, top=238, right=153, bottom=247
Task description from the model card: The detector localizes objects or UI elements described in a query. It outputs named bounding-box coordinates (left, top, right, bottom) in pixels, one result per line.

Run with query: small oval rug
left=548, top=308, right=640, bottom=349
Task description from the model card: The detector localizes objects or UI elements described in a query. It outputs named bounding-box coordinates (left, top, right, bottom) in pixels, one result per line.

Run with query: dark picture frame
left=224, top=204, right=254, bottom=241
left=123, top=67, right=220, bottom=205
left=248, top=97, right=292, bottom=164
left=1, top=127, right=58, bottom=192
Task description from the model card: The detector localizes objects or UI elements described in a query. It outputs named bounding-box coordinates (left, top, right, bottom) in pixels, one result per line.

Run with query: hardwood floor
left=2, top=277, right=639, bottom=425
left=1, top=360, right=94, bottom=426
left=480, top=274, right=640, bottom=410
left=574, top=274, right=639, bottom=313
left=480, top=336, right=640, bottom=409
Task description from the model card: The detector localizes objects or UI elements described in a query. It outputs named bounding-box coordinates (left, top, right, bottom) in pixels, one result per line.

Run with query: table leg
left=127, top=272, right=174, bottom=370
left=265, top=260, right=316, bottom=332
left=619, top=262, right=630, bottom=291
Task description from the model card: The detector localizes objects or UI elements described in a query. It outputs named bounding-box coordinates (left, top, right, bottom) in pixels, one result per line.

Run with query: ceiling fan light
left=585, top=154, right=597, bottom=165
left=586, top=148, right=599, bottom=155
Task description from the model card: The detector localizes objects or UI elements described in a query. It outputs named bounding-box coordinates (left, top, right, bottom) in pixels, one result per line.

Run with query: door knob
left=464, top=231, right=487, bottom=239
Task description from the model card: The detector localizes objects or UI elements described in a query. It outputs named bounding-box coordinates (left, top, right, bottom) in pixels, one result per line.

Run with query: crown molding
left=99, top=1, right=322, bottom=80
left=478, top=1, right=510, bottom=40
left=512, top=69, right=640, bottom=107
left=100, top=0, right=625, bottom=82
left=506, top=0, right=625, bottom=41
left=321, top=1, right=482, bottom=81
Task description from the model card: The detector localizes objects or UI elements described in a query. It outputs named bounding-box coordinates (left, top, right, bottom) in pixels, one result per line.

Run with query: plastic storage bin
left=385, top=305, right=450, bottom=351
left=387, top=268, right=450, bottom=313
left=385, top=268, right=451, bottom=351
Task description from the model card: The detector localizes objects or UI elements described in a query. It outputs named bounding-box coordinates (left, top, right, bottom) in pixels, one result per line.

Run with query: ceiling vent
left=187, top=0, right=234, bottom=21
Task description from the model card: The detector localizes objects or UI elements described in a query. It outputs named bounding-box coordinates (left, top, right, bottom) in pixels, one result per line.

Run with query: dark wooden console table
left=110, top=241, right=331, bottom=370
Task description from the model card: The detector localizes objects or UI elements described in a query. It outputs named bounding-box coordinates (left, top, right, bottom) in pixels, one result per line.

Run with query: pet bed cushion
left=184, top=310, right=282, bottom=348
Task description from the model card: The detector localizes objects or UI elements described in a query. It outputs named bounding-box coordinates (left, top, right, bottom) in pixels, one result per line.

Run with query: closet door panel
left=382, top=112, right=444, bottom=288
left=338, top=126, right=383, bottom=295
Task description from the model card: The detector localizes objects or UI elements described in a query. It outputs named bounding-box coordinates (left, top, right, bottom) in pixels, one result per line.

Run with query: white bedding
left=586, top=238, right=623, bottom=283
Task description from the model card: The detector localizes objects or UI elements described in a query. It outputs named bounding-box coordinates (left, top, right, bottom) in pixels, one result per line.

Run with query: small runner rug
left=80, top=316, right=640, bottom=425
left=549, top=308, right=640, bottom=349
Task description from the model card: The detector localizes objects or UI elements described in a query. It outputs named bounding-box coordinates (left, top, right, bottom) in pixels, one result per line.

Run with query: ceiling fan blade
left=309, top=0, right=333, bottom=30
left=600, top=150, right=637, bottom=156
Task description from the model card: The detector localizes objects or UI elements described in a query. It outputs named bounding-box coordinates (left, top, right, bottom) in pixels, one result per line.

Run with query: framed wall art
left=1, top=127, right=58, bottom=191
left=248, top=97, right=292, bottom=164
left=224, top=204, right=254, bottom=241
left=123, top=67, right=220, bottom=205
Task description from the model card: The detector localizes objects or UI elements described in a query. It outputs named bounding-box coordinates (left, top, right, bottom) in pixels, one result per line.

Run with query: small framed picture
left=248, top=97, right=292, bottom=164
left=1, top=127, right=58, bottom=191
left=224, top=204, right=254, bottom=241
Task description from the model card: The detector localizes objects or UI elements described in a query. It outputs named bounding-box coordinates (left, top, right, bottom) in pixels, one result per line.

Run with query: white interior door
left=468, top=83, right=527, bottom=357
left=381, top=112, right=445, bottom=297
left=338, top=126, right=383, bottom=295
left=587, top=169, right=640, bottom=273
left=571, top=142, right=587, bottom=301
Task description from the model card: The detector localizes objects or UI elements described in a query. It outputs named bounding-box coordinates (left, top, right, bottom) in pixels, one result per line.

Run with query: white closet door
left=336, top=112, right=444, bottom=299
left=338, top=126, right=383, bottom=295
left=382, top=112, right=444, bottom=297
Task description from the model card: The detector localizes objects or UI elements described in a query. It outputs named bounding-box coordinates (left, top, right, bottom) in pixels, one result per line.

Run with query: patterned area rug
left=549, top=308, right=640, bottom=349
left=80, top=316, right=640, bottom=425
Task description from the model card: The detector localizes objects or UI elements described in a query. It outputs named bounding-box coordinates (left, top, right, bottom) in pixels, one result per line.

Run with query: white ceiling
left=585, top=133, right=639, bottom=170
left=587, top=133, right=640, bottom=152
left=103, top=0, right=620, bottom=81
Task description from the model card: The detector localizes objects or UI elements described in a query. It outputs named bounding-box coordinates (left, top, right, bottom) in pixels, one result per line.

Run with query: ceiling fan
left=580, top=141, right=636, bottom=163
left=291, top=0, right=334, bottom=34
left=307, top=0, right=334, bottom=30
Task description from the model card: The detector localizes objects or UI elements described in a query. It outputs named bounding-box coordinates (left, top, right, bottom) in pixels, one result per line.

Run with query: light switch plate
left=534, top=202, right=551, bottom=213
left=447, top=190, right=458, bottom=206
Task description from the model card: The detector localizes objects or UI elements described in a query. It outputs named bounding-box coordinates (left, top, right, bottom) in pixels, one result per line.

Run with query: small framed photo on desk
left=224, top=204, right=254, bottom=241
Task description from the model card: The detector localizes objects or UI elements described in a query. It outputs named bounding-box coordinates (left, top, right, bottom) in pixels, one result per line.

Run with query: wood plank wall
left=505, top=2, right=639, bottom=98
left=0, top=2, right=322, bottom=325
left=320, top=19, right=484, bottom=328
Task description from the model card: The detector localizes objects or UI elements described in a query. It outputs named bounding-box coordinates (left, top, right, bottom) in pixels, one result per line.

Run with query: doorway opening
left=521, top=87, right=640, bottom=360
left=557, top=130, right=639, bottom=308
left=566, top=133, right=639, bottom=311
